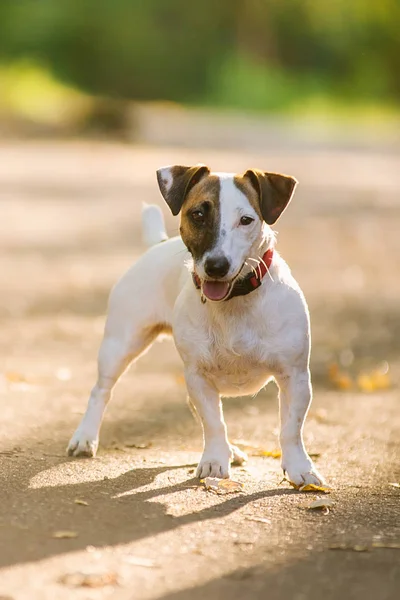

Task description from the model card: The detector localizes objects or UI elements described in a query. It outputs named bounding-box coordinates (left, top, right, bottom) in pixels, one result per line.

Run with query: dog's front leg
left=277, top=368, right=326, bottom=487
left=185, top=369, right=231, bottom=479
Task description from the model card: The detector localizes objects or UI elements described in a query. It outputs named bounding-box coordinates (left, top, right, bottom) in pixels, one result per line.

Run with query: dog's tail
left=141, top=203, right=168, bottom=247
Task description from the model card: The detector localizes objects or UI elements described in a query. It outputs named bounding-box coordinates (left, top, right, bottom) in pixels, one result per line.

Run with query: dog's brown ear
left=156, top=164, right=210, bottom=216
left=244, top=169, right=298, bottom=225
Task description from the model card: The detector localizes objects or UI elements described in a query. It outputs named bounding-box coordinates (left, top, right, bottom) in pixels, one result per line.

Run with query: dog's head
left=157, top=165, right=297, bottom=301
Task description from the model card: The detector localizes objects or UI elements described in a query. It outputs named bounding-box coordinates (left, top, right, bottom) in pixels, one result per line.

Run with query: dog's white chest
left=174, top=302, right=278, bottom=396
left=203, top=321, right=275, bottom=395
left=205, top=351, right=273, bottom=396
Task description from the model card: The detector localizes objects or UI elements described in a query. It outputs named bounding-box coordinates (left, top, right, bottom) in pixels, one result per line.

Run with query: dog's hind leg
left=67, top=324, right=159, bottom=457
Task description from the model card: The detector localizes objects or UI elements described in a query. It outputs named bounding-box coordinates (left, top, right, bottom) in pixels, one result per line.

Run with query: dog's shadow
left=0, top=450, right=295, bottom=570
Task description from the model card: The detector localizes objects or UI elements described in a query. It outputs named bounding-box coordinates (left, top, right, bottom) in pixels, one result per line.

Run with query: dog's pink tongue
left=202, top=281, right=230, bottom=301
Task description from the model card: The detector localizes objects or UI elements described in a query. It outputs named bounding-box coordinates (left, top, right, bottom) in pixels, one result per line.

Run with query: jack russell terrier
left=68, top=164, right=325, bottom=487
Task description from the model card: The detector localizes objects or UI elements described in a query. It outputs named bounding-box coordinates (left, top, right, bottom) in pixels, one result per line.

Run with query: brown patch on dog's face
left=157, top=164, right=210, bottom=216
left=179, top=175, right=221, bottom=260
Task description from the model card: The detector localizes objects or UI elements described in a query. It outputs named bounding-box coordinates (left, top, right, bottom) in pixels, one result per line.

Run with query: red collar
left=192, top=248, right=274, bottom=301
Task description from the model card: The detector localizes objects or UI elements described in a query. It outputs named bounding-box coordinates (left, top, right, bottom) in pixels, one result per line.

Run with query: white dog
left=68, top=164, right=325, bottom=486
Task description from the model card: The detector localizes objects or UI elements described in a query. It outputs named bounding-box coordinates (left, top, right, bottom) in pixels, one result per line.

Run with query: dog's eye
left=191, top=210, right=205, bottom=224
left=240, top=216, right=254, bottom=226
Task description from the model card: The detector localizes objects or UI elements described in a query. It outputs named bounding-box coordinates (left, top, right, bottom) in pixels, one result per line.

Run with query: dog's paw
left=196, top=459, right=230, bottom=479
left=67, top=428, right=99, bottom=458
left=230, top=444, right=248, bottom=466
left=282, top=450, right=325, bottom=488
left=196, top=446, right=231, bottom=479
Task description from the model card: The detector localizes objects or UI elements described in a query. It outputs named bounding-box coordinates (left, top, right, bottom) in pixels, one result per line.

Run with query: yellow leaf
left=327, top=363, right=353, bottom=390
left=389, top=482, right=400, bottom=488
left=74, top=499, right=89, bottom=506
left=335, top=374, right=353, bottom=390
left=5, top=371, right=27, bottom=382
left=255, top=449, right=281, bottom=458
left=299, top=484, right=331, bottom=493
left=232, top=441, right=281, bottom=458
left=369, top=371, right=391, bottom=390
left=357, top=374, right=375, bottom=393
left=288, top=480, right=331, bottom=493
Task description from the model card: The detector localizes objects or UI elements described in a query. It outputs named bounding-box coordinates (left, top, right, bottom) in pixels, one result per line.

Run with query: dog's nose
left=204, top=256, right=230, bottom=278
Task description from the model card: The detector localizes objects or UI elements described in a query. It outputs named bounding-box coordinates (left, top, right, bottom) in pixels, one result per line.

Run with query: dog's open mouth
left=202, top=280, right=232, bottom=301
left=199, top=263, right=245, bottom=302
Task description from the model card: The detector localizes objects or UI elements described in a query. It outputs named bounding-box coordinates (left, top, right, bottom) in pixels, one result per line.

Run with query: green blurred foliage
left=0, top=0, right=399, bottom=109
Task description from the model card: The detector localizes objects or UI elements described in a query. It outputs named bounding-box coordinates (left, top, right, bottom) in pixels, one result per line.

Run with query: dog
left=67, top=164, right=325, bottom=487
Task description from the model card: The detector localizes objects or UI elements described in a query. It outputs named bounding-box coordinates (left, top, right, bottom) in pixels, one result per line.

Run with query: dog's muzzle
left=192, top=248, right=274, bottom=303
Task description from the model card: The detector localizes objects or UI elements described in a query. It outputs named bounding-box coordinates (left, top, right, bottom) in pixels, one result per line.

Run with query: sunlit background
left=1, top=0, right=399, bottom=137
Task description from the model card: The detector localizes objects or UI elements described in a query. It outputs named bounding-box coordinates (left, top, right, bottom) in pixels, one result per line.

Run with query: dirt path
left=0, top=141, right=399, bottom=599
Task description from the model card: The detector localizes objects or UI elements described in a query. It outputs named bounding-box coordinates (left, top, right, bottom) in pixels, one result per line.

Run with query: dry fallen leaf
left=358, top=368, right=391, bottom=393
left=202, top=477, right=244, bottom=494
left=74, top=499, right=89, bottom=506
left=232, top=440, right=281, bottom=458
left=329, top=544, right=369, bottom=552
left=253, top=448, right=281, bottom=458
left=388, top=482, right=399, bottom=488
left=245, top=517, right=271, bottom=524
left=356, top=374, right=375, bottom=393
left=310, top=408, right=329, bottom=423
left=123, top=555, right=157, bottom=567
left=328, top=363, right=353, bottom=390
left=52, top=530, right=78, bottom=539
left=352, top=545, right=369, bottom=552
left=287, top=480, right=331, bottom=493
left=124, top=441, right=152, bottom=449
left=372, top=542, right=400, bottom=549
left=299, top=483, right=331, bottom=493
left=328, top=361, right=391, bottom=392
left=5, top=371, right=27, bottom=383
left=307, top=497, right=334, bottom=511
left=369, top=370, right=391, bottom=390
left=59, top=571, right=118, bottom=587
left=4, top=371, right=38, bottom=391
left=0, top=447, right=24, bottom=457
left=107, top=441, right=127, bottom=451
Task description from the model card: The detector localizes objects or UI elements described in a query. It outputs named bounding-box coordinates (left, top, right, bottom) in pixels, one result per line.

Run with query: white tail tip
left=142, top=203, right=168, bottom=247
